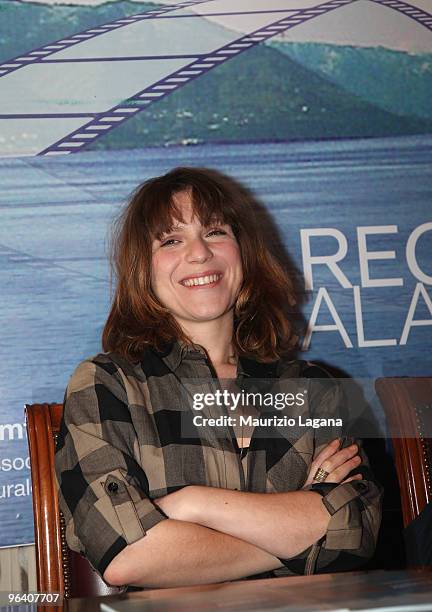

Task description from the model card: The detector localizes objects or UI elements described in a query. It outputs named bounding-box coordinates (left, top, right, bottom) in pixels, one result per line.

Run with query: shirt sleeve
left=54, top=357, right=168, bottom=581
left=276, top=375, right=383, bottom=575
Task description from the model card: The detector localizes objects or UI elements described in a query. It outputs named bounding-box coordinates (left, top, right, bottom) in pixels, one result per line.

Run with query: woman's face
left=151, top=190, right=243, bottom=328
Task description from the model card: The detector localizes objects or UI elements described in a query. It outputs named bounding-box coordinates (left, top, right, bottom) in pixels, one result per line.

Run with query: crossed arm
left=103, top=440, right=362, bottom=588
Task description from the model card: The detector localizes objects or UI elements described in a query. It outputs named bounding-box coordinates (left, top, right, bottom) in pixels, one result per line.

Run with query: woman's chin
left=180, top=306, right=230, bottom=322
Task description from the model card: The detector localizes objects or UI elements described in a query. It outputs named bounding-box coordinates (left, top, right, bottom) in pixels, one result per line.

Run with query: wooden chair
left=375, top=378, right=432, bottom=528
left=25, top=402, right=124, bottom=598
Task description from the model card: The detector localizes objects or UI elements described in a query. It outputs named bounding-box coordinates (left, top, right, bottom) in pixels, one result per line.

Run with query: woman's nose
left=185, top=237, right=213, bottom=263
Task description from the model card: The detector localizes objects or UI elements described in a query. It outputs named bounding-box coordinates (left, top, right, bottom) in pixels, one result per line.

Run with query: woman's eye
left=207, top=228, right=227, bottom=237
left=160, top=238, right=178, bottom=247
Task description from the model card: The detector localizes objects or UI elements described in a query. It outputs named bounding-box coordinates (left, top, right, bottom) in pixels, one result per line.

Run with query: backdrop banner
left=0, top=0, right=431, bottom=547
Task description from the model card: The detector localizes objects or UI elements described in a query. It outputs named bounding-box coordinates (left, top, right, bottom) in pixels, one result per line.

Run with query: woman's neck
left=178, top=315, right=236, bottom=367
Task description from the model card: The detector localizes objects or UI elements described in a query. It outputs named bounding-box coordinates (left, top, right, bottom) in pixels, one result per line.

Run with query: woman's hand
left=302, top=438, right=363, bottom=489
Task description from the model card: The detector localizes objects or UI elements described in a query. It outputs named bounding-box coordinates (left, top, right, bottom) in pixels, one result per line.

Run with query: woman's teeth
left=182, top=274, right=221, bottom=287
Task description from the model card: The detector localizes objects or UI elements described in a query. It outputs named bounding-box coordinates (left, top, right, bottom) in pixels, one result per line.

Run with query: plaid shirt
left=55, top=340, right=382, bottom=583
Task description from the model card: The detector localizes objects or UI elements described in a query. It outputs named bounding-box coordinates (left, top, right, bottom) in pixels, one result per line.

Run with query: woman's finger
left=307, top=439, right=340, bottom=478
left=340, top=474, right=363, bottom=484
left=319, top=444, right=358, bottom=476
left=325, top=455, right=362, bottom=483
left=312, top=438, right=341, bottom=467
left=302, top=439, right=341, bottom=487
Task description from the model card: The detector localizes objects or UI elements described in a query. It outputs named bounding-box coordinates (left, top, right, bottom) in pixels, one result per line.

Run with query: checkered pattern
left=54, top=341, right=382, bottom=581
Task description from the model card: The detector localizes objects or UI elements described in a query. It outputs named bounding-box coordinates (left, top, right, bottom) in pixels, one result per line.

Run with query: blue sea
left=0, top=135, right=431, bottom=546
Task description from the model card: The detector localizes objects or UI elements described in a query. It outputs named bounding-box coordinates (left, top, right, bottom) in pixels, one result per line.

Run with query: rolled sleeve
left=54, top=359, right=168, bottom=579
left=277, top=475, right=382, bottom=574
left=276, top=373, right=383, bottom=575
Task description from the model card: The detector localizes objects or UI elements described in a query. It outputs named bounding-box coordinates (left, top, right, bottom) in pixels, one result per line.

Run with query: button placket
left=183, top=354, right=243, bottom=491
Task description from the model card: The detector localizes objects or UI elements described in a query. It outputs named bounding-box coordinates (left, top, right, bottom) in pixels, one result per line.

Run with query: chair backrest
left=25, top=403, right=124, bottom=598
left=375, top=378, right=432, bottom=528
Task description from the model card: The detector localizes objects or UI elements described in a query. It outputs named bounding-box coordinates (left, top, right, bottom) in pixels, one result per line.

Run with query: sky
left=13, top=0, right=432, bottom=53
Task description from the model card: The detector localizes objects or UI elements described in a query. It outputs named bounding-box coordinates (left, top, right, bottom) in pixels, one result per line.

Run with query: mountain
left=0, top=0, right=158, bottom=63
left=85, top=43, right=432, bottom=149
left=269, top=41, right=432, bottom=121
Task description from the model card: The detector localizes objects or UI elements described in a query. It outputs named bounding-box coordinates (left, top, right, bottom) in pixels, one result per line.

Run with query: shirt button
left=108, top=481, right=119, bottom=493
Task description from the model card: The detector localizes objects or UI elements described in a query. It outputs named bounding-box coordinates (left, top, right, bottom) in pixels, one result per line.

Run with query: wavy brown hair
left=102, top=167, right=297, bottom=362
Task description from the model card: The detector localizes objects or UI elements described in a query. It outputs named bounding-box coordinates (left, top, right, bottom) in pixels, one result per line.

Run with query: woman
left=55, top=167, right=382, bottom=589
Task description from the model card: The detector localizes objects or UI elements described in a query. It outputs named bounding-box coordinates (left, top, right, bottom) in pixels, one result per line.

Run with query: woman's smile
left=179, top=271, right=223, bottom=288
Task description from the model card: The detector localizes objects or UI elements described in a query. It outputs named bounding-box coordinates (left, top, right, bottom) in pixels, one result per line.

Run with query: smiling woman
left=102, top=167, right=295, bottom=362
left=54, top=167, right=382, bottom=590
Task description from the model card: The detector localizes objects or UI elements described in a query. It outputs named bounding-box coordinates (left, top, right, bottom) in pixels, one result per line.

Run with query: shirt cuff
left=308, top=481, right=366, bottom=550
left=103, top=473, right=168, bottom=543
left=277, top=481, right=367, bottom=572
left=84, top=472, right=168, bottom=580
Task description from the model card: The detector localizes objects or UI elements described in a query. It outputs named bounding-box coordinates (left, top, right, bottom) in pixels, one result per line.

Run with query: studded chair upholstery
left=375, top=378, right=432, bottom=528
left=25, top=402, right=124, bottom=598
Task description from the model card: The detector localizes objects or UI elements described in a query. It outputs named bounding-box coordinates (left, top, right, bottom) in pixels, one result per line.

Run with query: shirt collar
left=152, top=340, right=279, bottom=379
left=237, top=355, right=279, bottom=379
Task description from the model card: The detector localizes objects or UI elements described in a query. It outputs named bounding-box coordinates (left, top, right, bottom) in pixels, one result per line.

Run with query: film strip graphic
left=371, top=0, right=432, bottom=29
left=0, top=0, right=216, bottom=79
left=2, top=0, right=428, bottom=84
left=1, top=0, right=431, bottom=156
left=39, top=0, right=357, bottom=155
